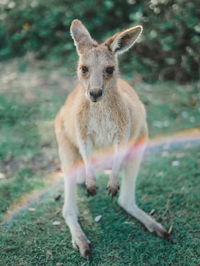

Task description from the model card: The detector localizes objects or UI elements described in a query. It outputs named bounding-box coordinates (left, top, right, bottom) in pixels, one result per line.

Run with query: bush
left=0, top=0, right=199, bottom=82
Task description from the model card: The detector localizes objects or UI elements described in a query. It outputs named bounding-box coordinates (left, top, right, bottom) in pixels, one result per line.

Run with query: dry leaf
left=46, top=250, right=52, bottom=256
left=28, top=208, right=35, bottom=212
left=0, top=173, right=6, bottom=179
left=172, top=160, right=180, bottom=166
left=149, top=209, right=155, bottom=215
left=52, top=221, right=61, bottom=226
left=168, top=225, right=173, bottom=234
left=95, top=215, right=102, bottom=222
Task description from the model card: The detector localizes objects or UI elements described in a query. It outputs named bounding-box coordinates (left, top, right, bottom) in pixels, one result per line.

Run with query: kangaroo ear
left=70, top=19, right=97, bottom=55
left=105, top=25, right=143, bottom=55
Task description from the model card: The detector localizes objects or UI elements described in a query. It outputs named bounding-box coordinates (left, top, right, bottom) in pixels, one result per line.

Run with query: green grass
left=1, top=146, right=200, bottom=265
left=0, top=58, right=200, bottom=265
left=134, top=81, right=200, bottom=137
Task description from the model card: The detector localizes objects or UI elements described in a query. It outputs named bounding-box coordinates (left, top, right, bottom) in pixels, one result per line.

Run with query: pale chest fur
left=87, top=101, right=130, bottom=150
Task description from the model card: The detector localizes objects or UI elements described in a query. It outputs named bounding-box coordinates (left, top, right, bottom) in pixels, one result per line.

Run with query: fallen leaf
left=0, top=173, right=6, bottom=179
left=46, top=250, right=52, bottom=256
left=53, top=221, right=61, bottom=226
left=172, top=160, right=180, bottom=166
left=55, top=210, right=61, bottom=215
left=149, top=209, right=155, bottom=215
left=124, top=221, right=134, bottom=225
left=28, top=208, right=35, bottom=212
left=95, top=215, right=102, bottom=222
left=168, top=225, right=173, bottom=234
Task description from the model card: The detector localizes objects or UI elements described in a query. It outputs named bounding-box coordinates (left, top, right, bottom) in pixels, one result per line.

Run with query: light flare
left=1, top=127, right=200, bottom=226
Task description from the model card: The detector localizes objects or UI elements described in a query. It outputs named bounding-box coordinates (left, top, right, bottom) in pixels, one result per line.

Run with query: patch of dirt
left=0, top=54, right=75, bottom=102
left=0, top=155, right=59, bottom=177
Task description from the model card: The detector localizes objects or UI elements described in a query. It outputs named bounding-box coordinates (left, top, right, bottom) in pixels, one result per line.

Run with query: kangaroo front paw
left=86, top=176, right=97, bottom=196
left=72, top=235, right=91, bottom=259
left=86, top=184, right=97, bottom=196
left=106, top=182, right=120, bottom=198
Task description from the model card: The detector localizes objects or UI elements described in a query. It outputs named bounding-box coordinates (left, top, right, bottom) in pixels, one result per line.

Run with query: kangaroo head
left=70, top=19, right=142, bottom=103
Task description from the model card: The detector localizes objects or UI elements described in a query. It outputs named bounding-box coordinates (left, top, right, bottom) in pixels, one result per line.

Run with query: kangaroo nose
left=89, top=88, right=103, bottom=101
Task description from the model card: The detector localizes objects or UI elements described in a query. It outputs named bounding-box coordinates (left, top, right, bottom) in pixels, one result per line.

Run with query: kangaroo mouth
left=90, top=96, right=102, bottom=103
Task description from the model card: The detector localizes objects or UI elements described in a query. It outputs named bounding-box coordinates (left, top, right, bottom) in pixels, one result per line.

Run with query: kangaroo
left=54, top=19, right=169, bottom=259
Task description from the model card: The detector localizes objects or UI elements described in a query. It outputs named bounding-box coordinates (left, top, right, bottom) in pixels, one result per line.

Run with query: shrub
left=0, top=0, right=199, bottom=82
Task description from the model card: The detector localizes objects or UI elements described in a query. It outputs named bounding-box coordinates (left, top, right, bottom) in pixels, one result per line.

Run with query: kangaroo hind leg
left=118, top=141, right=169, bottom=240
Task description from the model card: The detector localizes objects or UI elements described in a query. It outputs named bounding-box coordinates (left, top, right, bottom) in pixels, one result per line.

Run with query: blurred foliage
left=0, top=0, right=199, bottom=82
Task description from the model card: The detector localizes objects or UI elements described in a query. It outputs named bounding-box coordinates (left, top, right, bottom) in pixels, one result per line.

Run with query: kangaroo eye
left=81, top=66, right=89, bottom=73
left=106, top=66, right=114, bottom=75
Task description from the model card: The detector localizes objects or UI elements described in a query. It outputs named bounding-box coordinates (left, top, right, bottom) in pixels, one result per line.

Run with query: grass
left=0, top=57, right=200, bottom=265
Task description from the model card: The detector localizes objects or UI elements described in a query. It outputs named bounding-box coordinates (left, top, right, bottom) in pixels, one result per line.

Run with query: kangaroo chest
left=87, top=103, right=129, bottom=149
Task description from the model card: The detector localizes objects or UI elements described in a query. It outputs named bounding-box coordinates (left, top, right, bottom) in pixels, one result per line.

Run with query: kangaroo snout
left=89, top=88, right=103, bottom=102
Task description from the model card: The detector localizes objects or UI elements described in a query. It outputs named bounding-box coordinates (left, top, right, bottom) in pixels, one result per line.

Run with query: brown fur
left=54, top=20, right=168, bottom=259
